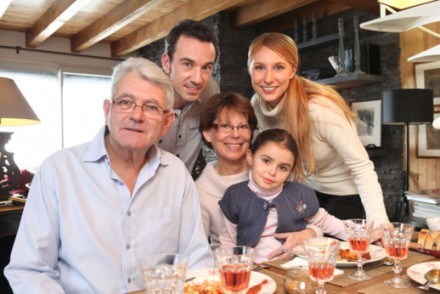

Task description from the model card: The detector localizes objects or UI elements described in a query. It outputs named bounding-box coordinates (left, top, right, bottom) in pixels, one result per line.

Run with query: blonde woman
left=247, top=32, right=388, bottom=226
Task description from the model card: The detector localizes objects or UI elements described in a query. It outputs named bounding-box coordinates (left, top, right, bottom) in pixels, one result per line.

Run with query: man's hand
left=267, top=228, right=317, bottom=260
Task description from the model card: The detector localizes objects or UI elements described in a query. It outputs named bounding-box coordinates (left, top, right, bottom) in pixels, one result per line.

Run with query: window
left=62, top=73, right=111, bottom=147
left=0, top=68, right=111, bottom=172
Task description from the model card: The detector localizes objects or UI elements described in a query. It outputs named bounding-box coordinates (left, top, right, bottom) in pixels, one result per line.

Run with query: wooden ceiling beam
left=328, top=0, right=380, bottom=14
left=71, top=0, right=167, bottom=53
left=230, top=0, right=318, bottom=28
left=26, top=0, right=90, bottom=48
left=111, top=0, right=244, bottom=57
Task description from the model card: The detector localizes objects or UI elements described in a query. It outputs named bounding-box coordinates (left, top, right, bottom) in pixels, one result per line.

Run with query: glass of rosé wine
left=215, top=246, right=254, bottom=294
left=343, top=219, right=374, bottom=281
left=303, top=237, right=340, bottom=294
left=381, top=222, right=414, bottom=288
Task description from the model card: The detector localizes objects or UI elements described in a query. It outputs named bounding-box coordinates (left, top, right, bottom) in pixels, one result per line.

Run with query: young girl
left=219, top=129, right=347, bottom=263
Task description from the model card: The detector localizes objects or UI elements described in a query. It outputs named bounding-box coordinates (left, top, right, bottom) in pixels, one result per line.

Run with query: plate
left=290, top=241, right=387, bottom=267
left=185, top=268, right=276, bottom=294
left=407, top=261, right=440, bottom=291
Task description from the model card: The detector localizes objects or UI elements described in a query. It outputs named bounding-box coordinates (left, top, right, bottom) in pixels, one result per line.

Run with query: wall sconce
left=0, top=77, right=40, bottom=197
left=360, top=1, right=440, bottom=62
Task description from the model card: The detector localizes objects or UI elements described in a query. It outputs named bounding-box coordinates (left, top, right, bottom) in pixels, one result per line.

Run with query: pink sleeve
left=219, top=216, right=238, bottom=247
left=306, top=208, right=347, bottom=240
left=306, top=224, right=323, bottom=237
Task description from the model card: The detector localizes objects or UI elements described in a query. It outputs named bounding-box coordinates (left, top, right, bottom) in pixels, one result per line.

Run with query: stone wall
left=140, top=9, right=405, bottom=220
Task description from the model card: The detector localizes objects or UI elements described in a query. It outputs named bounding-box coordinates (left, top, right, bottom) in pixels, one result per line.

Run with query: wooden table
left=0, top=201, right=24, bottom=293
left=262, top=250, right=439, bottom=294
left=129, top=250, right=439, bottom=294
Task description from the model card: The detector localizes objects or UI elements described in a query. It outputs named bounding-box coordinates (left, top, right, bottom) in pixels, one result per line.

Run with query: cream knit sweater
left=195, top=161, right=249, bottom=246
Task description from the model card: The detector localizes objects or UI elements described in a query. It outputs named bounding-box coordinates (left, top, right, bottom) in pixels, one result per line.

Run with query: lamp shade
left=382, top=89, right=433, bottom=124
left=0, top=77, right=40, bottom=126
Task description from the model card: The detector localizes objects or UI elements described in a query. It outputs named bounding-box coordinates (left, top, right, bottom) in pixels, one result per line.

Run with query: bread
left=417, top=228, right=430, bottom=249
left=417, top=229, right=440, bottom=251
left=425, top=230, right=440, bottom=250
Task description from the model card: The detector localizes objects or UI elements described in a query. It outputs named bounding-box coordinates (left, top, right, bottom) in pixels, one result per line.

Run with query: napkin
left=280, top=257, right=344, bottom=276
left=281, top=256, right=308, bottom=268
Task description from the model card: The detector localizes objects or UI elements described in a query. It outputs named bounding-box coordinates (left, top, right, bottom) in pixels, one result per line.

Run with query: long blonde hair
left=248, top=32, right=356, bottom=176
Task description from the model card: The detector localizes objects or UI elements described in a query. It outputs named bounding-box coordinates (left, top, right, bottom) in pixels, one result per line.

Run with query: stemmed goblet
left=343, top=219, right=374, bottom=281
left=381, top=222, right=414, bottom=288
left=303, top=237, right=340, bottom=294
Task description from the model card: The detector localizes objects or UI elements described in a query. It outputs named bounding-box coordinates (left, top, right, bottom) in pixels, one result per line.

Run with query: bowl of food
left=427, top=217, right=440, bottom=231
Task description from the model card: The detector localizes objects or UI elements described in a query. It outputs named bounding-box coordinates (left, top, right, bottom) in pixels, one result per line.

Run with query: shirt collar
left=83, top=126, right=109, bottom=163
left=82, top=126, right=167, bottom=170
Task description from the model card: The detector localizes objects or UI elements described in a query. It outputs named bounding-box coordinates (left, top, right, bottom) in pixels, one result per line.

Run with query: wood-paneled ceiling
left=0, top=0, right=380, bottom=58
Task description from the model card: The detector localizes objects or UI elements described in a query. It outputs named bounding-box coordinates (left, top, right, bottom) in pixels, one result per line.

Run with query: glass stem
left=316, top=281, right=326, bottom=294
left=356, top=253, right=363, bottom=272
left=392, top=259, right=402, bottom=282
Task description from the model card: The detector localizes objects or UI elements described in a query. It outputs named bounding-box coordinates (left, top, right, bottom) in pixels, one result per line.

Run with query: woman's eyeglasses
left=211, top=123, right=251, bottom=134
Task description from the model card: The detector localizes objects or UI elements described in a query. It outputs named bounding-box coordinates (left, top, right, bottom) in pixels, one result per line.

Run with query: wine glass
left=138, top=253, right=188, bottom=294
left=303, top=237, right=340, bottom=294
left=381, top=222, right=414, bottom=288
left=215, top=246, right=254, bottom=294
left=343, top=219, right=374, bottom=280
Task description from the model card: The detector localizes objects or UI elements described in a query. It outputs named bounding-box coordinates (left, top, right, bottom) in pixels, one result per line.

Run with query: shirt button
left=178, top=134, right=182, bottom=139
left=126, top=244, right=131, bottom=250
left=127, top=278, right=131, bottom=283
left=127, top=211, right=131, bottom=216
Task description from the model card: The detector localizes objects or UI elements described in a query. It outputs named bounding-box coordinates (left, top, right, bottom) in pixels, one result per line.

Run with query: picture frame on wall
left=351, top=100, right=382, bottom=147
left=416, top=61, right=440, bottom=158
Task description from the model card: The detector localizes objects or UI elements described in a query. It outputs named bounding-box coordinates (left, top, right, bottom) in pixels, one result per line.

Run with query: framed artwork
left=351, top=100, right=382, bottom=147
left=416, top=61, right=440, bottom=158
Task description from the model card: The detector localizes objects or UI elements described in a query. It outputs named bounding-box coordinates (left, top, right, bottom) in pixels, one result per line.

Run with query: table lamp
left=0, top=77, right=40, bottom=197
left=382, top=88, right=433, bottom=221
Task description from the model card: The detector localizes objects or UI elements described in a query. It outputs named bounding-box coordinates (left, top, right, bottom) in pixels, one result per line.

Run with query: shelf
left=297, top=33, right=340, bottom=50
left=317, top=72, right=384, bottom=88
left=360, top=1, right=440, bottom=33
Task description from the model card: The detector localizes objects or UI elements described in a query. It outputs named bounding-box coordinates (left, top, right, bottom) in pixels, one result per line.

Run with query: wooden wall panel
left=401, top=23, right=440, bottom=191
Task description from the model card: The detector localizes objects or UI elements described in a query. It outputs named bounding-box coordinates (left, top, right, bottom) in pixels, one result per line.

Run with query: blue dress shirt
left=5, top=127, right=213, bottom=293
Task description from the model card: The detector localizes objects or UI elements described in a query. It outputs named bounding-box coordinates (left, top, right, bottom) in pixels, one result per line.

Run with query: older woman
left=196, top=92, right=318, bottom=260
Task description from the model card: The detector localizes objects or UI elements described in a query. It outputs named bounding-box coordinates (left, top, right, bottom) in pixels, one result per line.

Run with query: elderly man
left=5, top=57, right=212, bottom=293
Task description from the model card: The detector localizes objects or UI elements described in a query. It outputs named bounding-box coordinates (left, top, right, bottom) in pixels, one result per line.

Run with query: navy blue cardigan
left=219, top=181, right=319, bottom=247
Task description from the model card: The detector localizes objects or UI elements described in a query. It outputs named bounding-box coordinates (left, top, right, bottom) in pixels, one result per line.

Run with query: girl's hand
left=267, top=228, right=317, bottom=260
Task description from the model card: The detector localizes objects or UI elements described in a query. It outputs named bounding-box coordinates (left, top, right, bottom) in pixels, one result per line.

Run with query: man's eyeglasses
left=211, top=123, right=252, bottom=134
left=112, top=98, right=168, bottom=117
